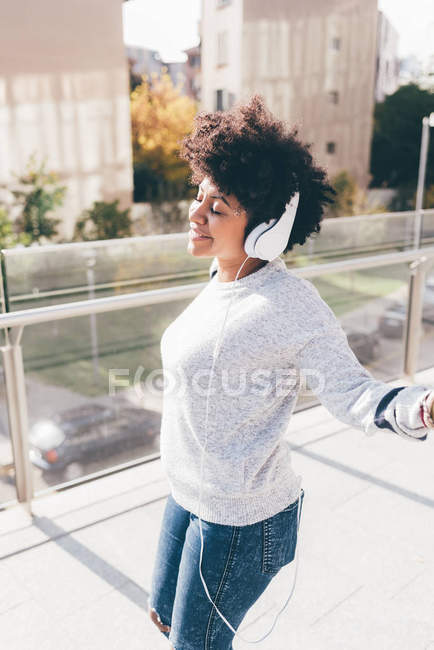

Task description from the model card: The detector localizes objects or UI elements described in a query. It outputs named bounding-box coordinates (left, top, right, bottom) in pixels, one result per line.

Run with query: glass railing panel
left=24, top=296, right=191, bottom=490
left=422, top=210, right=434, bottom=249
left=293, top=261, right=412, bottom=412
left=2, top=210, right=434, bottom=314
left=1, top=235, right=212, bottom=313
left=287, top=210, right=434, bottom=266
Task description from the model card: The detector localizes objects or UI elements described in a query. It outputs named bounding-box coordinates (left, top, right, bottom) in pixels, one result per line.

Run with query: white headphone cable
left=196, top=254, right=303, bottom=644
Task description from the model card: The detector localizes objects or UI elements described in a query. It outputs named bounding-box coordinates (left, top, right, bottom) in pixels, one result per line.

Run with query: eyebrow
left=198, top=182, right=231, bottom=208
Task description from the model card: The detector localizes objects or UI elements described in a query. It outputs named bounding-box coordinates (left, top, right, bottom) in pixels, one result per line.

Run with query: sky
left=122, top=0, right=201, bottom=62
left=378, top=0, right=434, bottom=61
left=122, top=0, right=434, bottom=63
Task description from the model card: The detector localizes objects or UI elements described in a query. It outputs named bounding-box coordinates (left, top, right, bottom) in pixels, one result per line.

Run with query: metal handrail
left=1, top=245, right=434, bottom=512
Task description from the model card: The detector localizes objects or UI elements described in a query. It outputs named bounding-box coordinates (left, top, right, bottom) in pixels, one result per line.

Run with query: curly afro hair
left=179, top=94, right=336, bottom=254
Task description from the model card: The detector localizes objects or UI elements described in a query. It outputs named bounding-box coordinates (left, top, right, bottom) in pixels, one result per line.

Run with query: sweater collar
left=209, top=256, right=286, bottom=291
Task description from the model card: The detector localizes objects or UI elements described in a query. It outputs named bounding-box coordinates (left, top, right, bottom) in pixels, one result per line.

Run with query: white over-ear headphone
left=197, top=191, right=304, bottom=644
left=244, top=191, right=300, bottom=260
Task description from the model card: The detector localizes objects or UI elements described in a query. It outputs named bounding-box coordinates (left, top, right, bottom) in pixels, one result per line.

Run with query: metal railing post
left=414, top=116, right=432, bottom=250
left=0, top=325, right=33, bottom=514
left=402, top=256, right=431, bottom=383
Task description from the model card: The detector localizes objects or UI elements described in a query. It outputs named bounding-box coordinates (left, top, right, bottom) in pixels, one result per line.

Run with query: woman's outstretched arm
left=294, top=322, right=434, bottom=442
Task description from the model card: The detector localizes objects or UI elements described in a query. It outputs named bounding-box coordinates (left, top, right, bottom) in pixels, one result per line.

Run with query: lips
left=190, top=228, right=212, bottom=239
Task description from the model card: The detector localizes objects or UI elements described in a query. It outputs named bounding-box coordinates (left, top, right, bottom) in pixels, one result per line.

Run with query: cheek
left=213, top=217, right=245, bottom=241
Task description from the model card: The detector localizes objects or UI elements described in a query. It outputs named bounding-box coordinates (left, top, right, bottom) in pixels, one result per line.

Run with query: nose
left=189, top=199, right=208, bottom=224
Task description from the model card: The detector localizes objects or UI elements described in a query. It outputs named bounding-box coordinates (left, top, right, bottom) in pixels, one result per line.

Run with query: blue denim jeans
left=149, top=488, right=304, bottom=649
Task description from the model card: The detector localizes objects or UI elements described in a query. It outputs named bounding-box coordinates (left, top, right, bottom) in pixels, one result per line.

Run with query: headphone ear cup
left=244, top=192, right=299, bottom=261
left=244, top=222, right=270, bottom=258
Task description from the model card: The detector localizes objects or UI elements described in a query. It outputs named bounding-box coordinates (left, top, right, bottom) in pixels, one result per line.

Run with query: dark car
left=345, top=329, right=381, bottom=364
left=29, top=402, right=161, bottom=478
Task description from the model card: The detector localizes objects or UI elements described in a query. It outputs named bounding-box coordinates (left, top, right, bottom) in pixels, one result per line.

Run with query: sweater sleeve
left=294, top=322, right=433, bottom=441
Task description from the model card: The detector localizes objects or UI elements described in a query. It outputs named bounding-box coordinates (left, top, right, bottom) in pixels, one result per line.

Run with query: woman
left=149, top=95, right=434, bottom=649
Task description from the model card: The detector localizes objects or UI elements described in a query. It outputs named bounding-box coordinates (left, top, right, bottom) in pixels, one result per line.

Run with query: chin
left=187, top=242, right=214, bottom=258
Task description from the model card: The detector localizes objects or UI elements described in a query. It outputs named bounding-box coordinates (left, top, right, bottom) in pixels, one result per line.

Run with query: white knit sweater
left=159, top=256, right=433, bottom=525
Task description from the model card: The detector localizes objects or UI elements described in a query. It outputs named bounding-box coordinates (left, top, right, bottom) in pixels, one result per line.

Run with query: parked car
left=378, top=302, right=407, bottom=339
left=344, top=328, right=381, bottom=364
left=29, top=402, right=161, bottom=477
left=378, top=296, right=433, bottom=339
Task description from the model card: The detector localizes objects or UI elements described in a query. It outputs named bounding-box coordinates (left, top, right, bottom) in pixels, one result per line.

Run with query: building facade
left=0, top=0, right=133, bottom=240
left=126, top=45, right=164, bottom=83
left=200, top=0, right=380, bottom=189
left=125, top=43, right=201, bottom=101
left=374, top=10, right=400, bottom=103
left=183, top=43, right=202, bottom=102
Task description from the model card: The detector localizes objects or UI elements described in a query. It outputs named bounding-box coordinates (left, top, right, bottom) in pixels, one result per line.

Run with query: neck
left=216, top=256, right=268, bottom=283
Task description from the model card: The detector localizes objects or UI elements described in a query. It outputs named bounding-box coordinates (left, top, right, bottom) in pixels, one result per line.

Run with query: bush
left=326, top=170, right=386, bottom=217
left=73, top=199, right=133, bottom=241
left=0, top=206, right=32, bottom=250
left=4, top=153, right=66, bottom=243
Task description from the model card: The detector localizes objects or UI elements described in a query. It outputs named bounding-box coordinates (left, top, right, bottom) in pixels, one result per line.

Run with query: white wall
left=200, top=0, right=243, bottom=111
left=0, top=0, right=133, bottom=240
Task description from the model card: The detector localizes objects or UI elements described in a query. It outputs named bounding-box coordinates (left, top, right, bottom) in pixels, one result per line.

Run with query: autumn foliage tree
left=130, top=69, right=198, bottom=202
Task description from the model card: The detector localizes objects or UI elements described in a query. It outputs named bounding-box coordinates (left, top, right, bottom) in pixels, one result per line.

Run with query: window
left=326, top=142, right=336, bottom=154
left=217, top=0, right=232, bottom=7
left=217, top=31, right=228, bottom=66
left=331, top=37, right=341, bottom=51
left=215, top=89, right=233, bottom=111
left=329, top=90, right=339, bottom=104
left=216, top=89, right=224, bottom=111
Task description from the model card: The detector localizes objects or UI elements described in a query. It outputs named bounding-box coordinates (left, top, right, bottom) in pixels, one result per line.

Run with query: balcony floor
left=1, top=367, right=434, bottom=650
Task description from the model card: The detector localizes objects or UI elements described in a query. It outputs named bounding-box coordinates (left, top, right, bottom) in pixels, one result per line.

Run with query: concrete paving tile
left=232, top=563, right=363, bottom=650
left=387, top=566, right=434, bottom=622
left=0, top=521, right=50, bottom=558
left=299, top=503, right=430, bottom=600
left=306, top=583, right=434, bottom=650
left=33, top=578, right=168, bottom=650
left=67, top=507, right=163, bottom=590
left=0, top=561, right=32, bottom=615
left=0, top=598, right=55, bottom=650
left=333, top=471, right=434, bottom=559
left=290, top=446, right=390, bottom=514
left=4, top=536, right=127, bottom=620
left=0, top=502, right=33, bottom=534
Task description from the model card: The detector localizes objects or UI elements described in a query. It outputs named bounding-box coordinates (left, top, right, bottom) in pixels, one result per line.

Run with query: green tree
left=424, top=183, right=434, bottom=209
left=327, top=170, right=386, bottom=217
left=0, top=206, right=32, bottom=249
left=9, top=153, right=66, bottom=243
left=73, top=199, right=132, bottom=241
left=370, top=83, right=434, bottom=197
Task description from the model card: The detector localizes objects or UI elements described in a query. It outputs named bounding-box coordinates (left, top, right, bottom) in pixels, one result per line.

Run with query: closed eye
left=194, top=197, right=221, bottom=215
